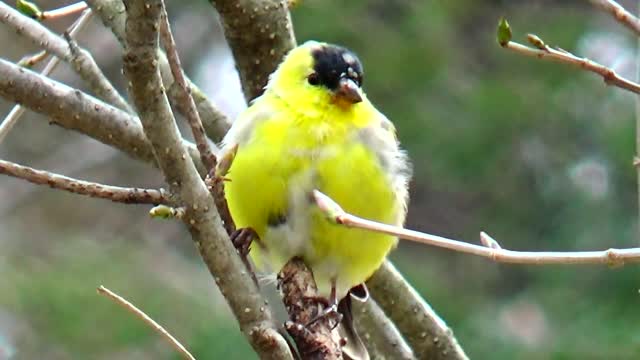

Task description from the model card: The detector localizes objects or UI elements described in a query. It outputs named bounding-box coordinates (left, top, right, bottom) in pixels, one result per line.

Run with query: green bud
left=149, top=205, right=175, bottom=219
left=497, top=17, right=512, bottom=47
left=16, top=0, right=42, bottom=20
left=526, top=34, right=546, bottom=50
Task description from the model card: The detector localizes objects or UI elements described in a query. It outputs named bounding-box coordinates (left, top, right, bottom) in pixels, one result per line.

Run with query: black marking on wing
left=267, top=212, right=287, bottom=227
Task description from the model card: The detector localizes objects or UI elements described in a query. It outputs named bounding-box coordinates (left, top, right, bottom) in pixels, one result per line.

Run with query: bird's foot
left=230, top=227, right=260, bottom=287
left=303, top=296, right=343, bottom=330
left=230, top=227, right=257, bottom=257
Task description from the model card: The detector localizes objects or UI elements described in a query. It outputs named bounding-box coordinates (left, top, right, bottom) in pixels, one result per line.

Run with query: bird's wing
left=220, top=99, right=275, bottom=151
left=357, top=112, right=412, bottom=222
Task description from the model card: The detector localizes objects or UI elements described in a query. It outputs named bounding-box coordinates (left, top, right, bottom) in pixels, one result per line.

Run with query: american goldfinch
left=221, top=41, right=411, bottom=357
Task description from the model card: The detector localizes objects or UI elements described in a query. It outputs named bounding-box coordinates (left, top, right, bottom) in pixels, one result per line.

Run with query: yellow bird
left=221, top=41, right=411, bottom=357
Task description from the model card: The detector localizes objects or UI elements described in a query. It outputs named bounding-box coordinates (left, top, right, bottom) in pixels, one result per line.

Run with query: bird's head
left=266, top=41, right=366, bottom=112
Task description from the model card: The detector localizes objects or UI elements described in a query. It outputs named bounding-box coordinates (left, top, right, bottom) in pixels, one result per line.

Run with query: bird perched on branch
left=221, top=41, right=411, bottom=359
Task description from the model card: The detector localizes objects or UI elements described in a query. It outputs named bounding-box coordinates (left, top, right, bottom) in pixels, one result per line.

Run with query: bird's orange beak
left=335, top=78, right=362, bottom=104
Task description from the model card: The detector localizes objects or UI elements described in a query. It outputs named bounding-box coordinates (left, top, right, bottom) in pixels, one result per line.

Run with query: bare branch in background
left=0, top=2, right=131, bottom=113
left=0, top=9, right=93, bottom=144
left=17, top=50, right=47, bottom=67
left=352, top=298, right=415, bottom=360
left=0, top=59, right=205, bottom=174
left=590, top=0, right=640, bottom=35
left=315, top=190, right=640, bottom=266
left=0, top=159, right=168, bottom=205
left=500, top=35, right=640, bottom=94
left=86, top=0, right=231, bottom=141
left=368, top=262, right=469, bottom=360
left=589, top=0, right=640, bottom=242
left=97, top=286, right=196, bottom=360
left=209, top=0, right=297, bottom=101
left=121, top=1, right=292, bottom=358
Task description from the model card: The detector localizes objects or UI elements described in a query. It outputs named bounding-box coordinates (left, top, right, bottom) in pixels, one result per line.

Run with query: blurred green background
left=1, top=0, right=640, bottom=358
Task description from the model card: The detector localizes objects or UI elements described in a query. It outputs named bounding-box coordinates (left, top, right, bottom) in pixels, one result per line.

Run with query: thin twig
left=636, top=1, right=640, bottom=244
left=96, top=286, right=196, bottom=360
left=501, top=38, right=640, bottom=94
left=313, top=190, right=640, bottom=266
left=41, top=1, right=88, bottom=20
left=158, top=4, right=216, bottom=173
left=17, top=50, right=47, bottom=68
left=590, top=0, right=640, bottom=36
left=0, top=2, right=131, bottom=113
left=0, top=9, right=93, bottom=144
left=0, top=159, right=168, bottom=205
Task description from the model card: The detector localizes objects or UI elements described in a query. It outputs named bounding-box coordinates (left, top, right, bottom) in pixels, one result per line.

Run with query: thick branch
left=0, top=59, right=205, bottom=174
left=122, top=1, right=291, bottom=358
left=0, top=159, right=168, bottom=205
left=0, top=9, right=93, bottom=144
left=590, top=0, right=640, bottom=36
left=352, top=299, right=415, bottom=360
left=209, top=0, right=296, bottom=101
left=368, top=262, right=468, bottom=360
left=0, top=2, right=131, bottom=113
left=86, top=0, right=231, bottom=141
left=279, top=258, right=342, bottom=360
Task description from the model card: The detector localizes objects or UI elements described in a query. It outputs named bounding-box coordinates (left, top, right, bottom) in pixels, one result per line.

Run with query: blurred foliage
left=2, top=0, right=640, bottom=359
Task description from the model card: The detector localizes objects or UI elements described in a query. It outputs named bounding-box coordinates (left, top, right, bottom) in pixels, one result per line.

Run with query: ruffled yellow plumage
left=221, top=40, right=411, bottom=300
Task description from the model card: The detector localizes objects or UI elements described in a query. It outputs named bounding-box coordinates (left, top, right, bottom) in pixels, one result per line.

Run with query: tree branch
left=279, top=258, right=341, bottom=360
left=121, top=1, right=292, bottom=358
left=86, top=0, right=231, bottom=141
left=496, top=23, right=640, bottom=95
left=0, top=9, right=93, bottom=144
left=0, top=159, right=168, bottom=205
left=590, top=0, right=640, bottom=36
left=352, top=298, right=415, bottom=360
left=368, top=262, right=468, bottom=360
left=0, top=2, right=131, bottom=113
left=159, top=5, right=217, bottom=174
left=209, top=0, right=297, bottom=101
left=97, top=286, right=195, bottom=360
left=314, top=189, right=640, bottom=266
left=41, top=1, right=89, bottom=21
left=0, top=59, right=205, bottom=175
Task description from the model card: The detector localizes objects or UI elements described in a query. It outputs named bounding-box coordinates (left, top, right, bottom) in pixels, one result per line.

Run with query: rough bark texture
left=0, top=59, right=204, bottom=174
left=353, top=298, right=415, bottom=360
left=368, top=261, right=468, bottom=360
left=121, top=1, right=292, bottom=358
left=0, top=159, right=168, bottom=205
left=87, top=0, right=231, bottom=141
left=209, top=0, right=296, bottom=101
left=279, top=258, right=342, bottom=360
left=0, top=2, right=131, bottom=113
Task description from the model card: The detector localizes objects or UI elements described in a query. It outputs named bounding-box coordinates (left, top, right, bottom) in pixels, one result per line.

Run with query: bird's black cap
left=311, top=44, right=363, bottom=91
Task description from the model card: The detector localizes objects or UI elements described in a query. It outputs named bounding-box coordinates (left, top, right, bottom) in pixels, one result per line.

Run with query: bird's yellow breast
left=224, top=94, right=401, bottom=298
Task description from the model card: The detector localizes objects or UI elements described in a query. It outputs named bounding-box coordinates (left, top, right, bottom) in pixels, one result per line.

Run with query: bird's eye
left=307, top=73, right=320, bottom=86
